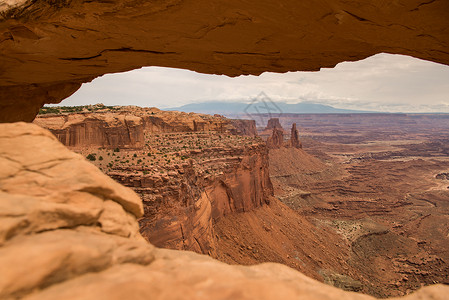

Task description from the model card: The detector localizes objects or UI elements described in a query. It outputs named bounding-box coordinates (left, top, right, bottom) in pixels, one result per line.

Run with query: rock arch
left=1, top=0, right=449, bottom=122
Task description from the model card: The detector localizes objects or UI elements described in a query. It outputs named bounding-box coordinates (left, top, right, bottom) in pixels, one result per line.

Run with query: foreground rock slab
left=0, top=122, right=448, bottom=300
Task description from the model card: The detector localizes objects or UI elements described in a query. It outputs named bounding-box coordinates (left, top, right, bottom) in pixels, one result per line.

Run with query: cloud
left=59, top=53, right=449, bottom=112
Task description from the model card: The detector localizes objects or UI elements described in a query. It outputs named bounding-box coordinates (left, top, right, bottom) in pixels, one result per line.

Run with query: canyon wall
left=34, top=107, right=270, bottom=257
left=33, top=106, right=255, bottom=149
left=110, top=142, right=273, bottom=256
left=2, top=121, right=448, bottom=300
left=1, top=1, right=449, bottom=122
left=34, top=113, right=145, bottom=149
left=139, top=108, right=229, bottom=133
left=229, top=119, right=258, bottom=136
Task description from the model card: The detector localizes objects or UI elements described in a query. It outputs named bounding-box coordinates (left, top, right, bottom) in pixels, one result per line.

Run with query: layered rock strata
left=266, top=128, right=285, bottom=149
left=229, top=119, right=258, bottom=136
left=1, top=1, right=449, bottom=121
left=1, top=122, right=448, bottom=300
left=34, top=113, right=145, bottom=149
left=265, top=118, right=284, bottom=131
left=34, top=105, right=257, bottom=149
left=266, top=122, right=302, bottom=149
left=108, top=133, right=273, bottom=255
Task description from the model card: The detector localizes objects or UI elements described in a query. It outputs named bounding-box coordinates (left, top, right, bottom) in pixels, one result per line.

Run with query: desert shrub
left=99, top=156, right=103, bottom=161
left=113, top=148, right=120, bottom=152
left=86, top=154, right=96, bottom=161
left=38, top=107, right=61, bottom=114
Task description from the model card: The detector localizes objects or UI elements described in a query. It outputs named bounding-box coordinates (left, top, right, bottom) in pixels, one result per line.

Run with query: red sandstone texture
left=35, top=107, right=273, bottom=257
left=1, top=0, right=449, bottom=122
left=229, top=119, right=258, bottom=137
left=35, top=108, right=357, bottom=292
left=267, top=113, right=449, bottom=297
left=10, top=122, right=449, bottom=300
left=265, top=118, right=284, bottom=131
left=266, top=128, right=284, bottom=149
left=290, top=123, right=302, bottom=148
left=34, top=104, right=257, bottom=149
left=265, top=118, right=302, bottom=149
left=34, top=109, right=449, bottom=298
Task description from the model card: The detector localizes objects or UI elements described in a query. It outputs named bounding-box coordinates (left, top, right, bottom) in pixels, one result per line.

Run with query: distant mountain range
left=167, top=101, right=376, bottom=116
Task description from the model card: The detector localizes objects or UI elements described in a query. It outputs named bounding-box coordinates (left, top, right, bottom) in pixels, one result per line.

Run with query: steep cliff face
left=38, top=107, right=271, bottom=257
left=229, top=119, right=258, bottom=136
left=266, top=122, right=302, bottom=149
left=139, top=107, right=229, bottom=133
left=265, top=118, right=284, bottom=131
left=266, top=128, right=285, bottom=149
left=111, top=142, right=273, bottom=256
left=34, top=113, right=145, bottom=149
left=290, top=123, right=302, bottom=149
left=1, top=122, right=448, bottom=300
left=33, top=106, right=238, bottom=148
left=1, top=1, right=449, bottom=122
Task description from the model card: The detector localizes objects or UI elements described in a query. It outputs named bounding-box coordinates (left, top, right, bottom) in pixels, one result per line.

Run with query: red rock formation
left=141, top=109, right=228, bottom=133
left=229, top=119, right=258, bottom=136
left=2, top=122, right=448, bottom=300
left=1, top=1, right=449, bottom=121
left=34, top=106, right=236, bottom=148
left=290, top=123, right=302, bottom=149
left=34, top=113, right=144, bottom=149
left=265, top=121, right=301, bottom=149
left=267, top=128, right=284, bottom=149
left=265, top=118, right=284, bottom=131
left=111, top=142, right=273, bottom=255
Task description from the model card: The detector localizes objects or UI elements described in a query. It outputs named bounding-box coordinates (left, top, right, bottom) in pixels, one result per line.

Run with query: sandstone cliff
left=110, top=140, right=273, bottom=256
left=267, top=128, right=285, bottom=149
left=266, top=122, right=302, bottom=149
left=34, top=106, right=246, bottom=148
left=290, top=123, right=302, bottom=149
left=35, top=107, right=271, bottom=258
left=229, top=119, right=258, bottom=136
left=2, top=122, right=448, bottom=300
left=1, top=1, right=449, bottom=122
left=34, top=113, right=145, bottom=149
left=265, top=118, right=284, bottom=131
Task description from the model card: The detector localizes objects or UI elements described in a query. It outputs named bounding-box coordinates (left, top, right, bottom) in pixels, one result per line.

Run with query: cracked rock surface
left=1, top=0, right=449, bottom=121
left=1, top=122, right=448, bottom=299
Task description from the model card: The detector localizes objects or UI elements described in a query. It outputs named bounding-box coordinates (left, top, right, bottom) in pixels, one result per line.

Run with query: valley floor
left=266, top=114, right=449, bottom=297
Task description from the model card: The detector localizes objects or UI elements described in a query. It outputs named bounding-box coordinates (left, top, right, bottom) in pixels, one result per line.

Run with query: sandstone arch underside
left=1, top=0, right=449, bottom=122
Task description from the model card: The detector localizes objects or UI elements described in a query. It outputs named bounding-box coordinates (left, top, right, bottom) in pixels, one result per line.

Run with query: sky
left=59, top=53, right=449, bottom=113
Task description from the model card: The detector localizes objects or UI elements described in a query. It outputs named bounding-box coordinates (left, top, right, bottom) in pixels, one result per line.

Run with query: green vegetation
left=86, top=153, right=96, bottom=161
left=38, top=104, right=119, bottom=115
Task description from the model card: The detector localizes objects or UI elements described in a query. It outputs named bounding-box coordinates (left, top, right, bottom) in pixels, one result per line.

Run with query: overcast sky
left=59, top=53, right=449, bottom=113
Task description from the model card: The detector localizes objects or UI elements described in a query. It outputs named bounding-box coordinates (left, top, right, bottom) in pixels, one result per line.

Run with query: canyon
left=1, top=1, right=449, bottom=299
left=4, top=121, right=448, bottom=300
left=266, top=114, right=449, bottom=296
left=31, top=108, right=449, bottom=298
